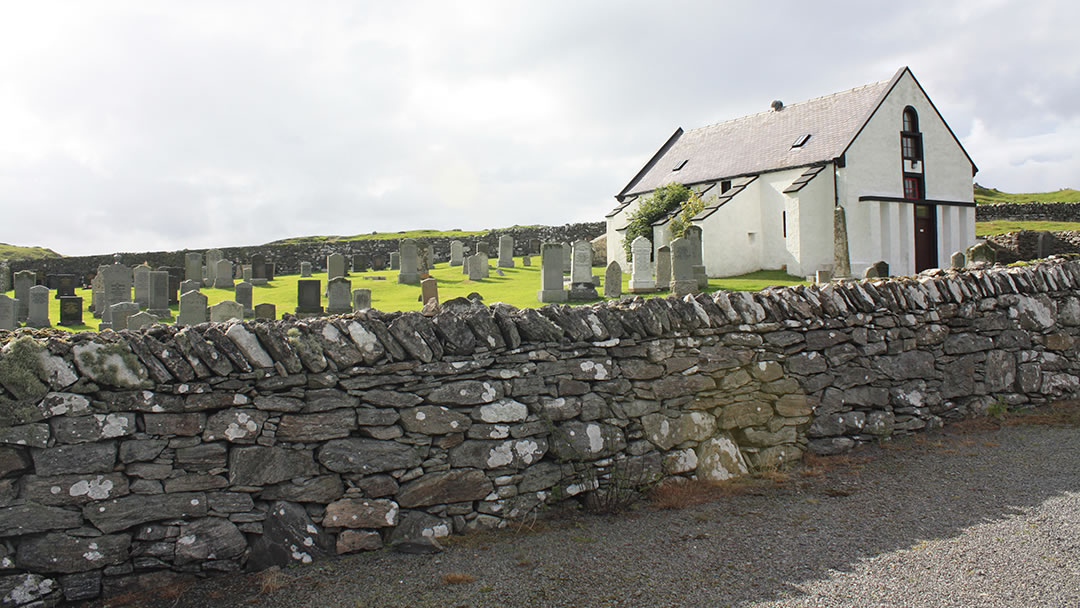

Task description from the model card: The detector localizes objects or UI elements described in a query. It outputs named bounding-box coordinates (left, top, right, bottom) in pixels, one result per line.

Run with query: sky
left=1, top=0, right=1078, bottom=256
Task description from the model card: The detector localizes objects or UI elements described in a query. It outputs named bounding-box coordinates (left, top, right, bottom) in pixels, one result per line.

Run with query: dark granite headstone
left=352, top=254, right=370, bottom=273
left=160, top=267, right=183, bottom=305
left=530, top=239, right=541, bottom=255
left=251, top=254, right=268, bottom=280
left=266, top=262, right=276, bottom=281
left=54, top=275, right=77, bottom=299
left=296, top=280, right=323, bottom=315
left=371, top=253, right=387, bottom=271
left=59, top=296, right=83, bottom=326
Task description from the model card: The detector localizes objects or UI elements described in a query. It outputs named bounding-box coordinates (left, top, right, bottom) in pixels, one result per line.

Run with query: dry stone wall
left=976, top=201, right=1080, bottom=222
left=1, top=259, right=1080, bottom=604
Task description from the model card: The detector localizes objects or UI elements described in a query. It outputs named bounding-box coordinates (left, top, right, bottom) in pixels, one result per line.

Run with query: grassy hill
left=0, top=243, right=62, bottom=261
left=267, top=226, right=542, bottom=246
left=975, top=184, right=1080, bottom=204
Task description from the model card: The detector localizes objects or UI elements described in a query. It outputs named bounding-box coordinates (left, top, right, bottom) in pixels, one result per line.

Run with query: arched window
left=901, top=106, right=922, bottom=161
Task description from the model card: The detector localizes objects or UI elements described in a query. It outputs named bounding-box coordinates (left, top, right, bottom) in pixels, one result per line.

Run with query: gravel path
left=88, top=422, right=1080, bottom=608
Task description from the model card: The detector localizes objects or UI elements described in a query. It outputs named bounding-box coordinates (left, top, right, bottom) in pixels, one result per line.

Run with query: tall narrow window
left=904, top=175, right=922, bottom=200
left=901, top=107, right=922, bottom=161
left=782, top=211, right=787, bottom=238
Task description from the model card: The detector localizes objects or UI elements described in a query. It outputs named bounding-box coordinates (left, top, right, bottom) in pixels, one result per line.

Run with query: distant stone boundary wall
left=976, top=201, right=1080, bottom=222
left=1, top=259, right=1079, bottom=604
left=985, top=231, right=1080, bottom=264
left=3, top=223, right=606, bottom=282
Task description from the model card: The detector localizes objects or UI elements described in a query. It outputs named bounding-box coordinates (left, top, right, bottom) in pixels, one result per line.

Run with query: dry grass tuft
left=441, top=573, right=477, bottom=585
left=257, top=566, right=289, bottom=595
left=799, top=452, right=871, bottom=478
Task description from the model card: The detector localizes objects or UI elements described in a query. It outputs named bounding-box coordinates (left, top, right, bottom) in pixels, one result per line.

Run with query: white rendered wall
left=838, top=70, right=975, bottom=275
left=697, top=180, right=764, bottom=277
left=789, top=165, right=836, bottom=278
left=605, top=201, right=637, bottom=270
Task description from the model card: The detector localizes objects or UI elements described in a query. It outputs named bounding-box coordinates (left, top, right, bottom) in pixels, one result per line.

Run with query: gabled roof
left=617, top=68, right=903, bottom=200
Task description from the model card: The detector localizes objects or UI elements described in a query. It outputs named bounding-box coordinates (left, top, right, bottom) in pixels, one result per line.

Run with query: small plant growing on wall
left=622, top=183, right=692, bottom=257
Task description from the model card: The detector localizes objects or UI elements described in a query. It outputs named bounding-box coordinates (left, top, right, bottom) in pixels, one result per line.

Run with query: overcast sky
left=1, top=1, right=1077, bottom=256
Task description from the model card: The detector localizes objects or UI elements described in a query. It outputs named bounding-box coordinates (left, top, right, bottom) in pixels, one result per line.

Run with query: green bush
left=668, top=190, right=705, bottom=240
left=622, top=183, right=691, bottom=257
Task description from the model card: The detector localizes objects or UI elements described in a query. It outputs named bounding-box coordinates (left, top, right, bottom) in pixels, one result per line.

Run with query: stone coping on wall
left=0, top=258, right=1079, bottom=604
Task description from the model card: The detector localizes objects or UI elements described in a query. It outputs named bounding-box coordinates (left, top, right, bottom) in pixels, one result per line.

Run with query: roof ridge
left=688, top=78, right=891, bottom=134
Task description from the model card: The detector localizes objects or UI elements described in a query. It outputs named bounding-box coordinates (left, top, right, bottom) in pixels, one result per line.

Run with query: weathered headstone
left=127, top=311, right=156, bottom=331
left=251, top=254, right=269, bottom=285
left=398, top=239, right=420, bottom=284
left=242, top=265, right=253, bottom=282
left=537, top=243, right=568, bottom=303
left=529, top=238, right=541, bottom=255
left=254, top=303, right=276, bottom=320
left=234, top=263, right=244, bottom=280
left=296, top=280, right=324, bottom=316
left=833, top=207, right=852, bottom=279
left=185, top=252, right=203, bottom=282
left=13, top=270, right=35, bottom=322
left=522, top=255, right=531, bottom=267
left=628, top=237, right=656, bottom=293
left=561, top=241, right=572, bottom=274
left=475, top=241, right=490, bottom=256
left=467, top=254, right=484, bottom=281
left=863, top=260, right=889, bottom=279
left=417, top=244, right=433, bottom=276
left=371, top=253, right=387, bottom=271
left=352, top=289, right=372, bottom=311
left=389, top=252, right=400, bottom=271
left=476, top=252, right=490, bottom=279
left=656, top=245, right=672, bottom=291
left=569, top=240, right=598, bottom=301
left=26, top=285, right=50, bottom=328
left=91, top=271, right=103, bottom=317
left=205, top=249, right=224, bottom=287
left=684, top=225, right=708, bottom=289
left=966, top=242, right=996, bottom=266
left=351, top=254, right=369, bottom=273
left=235, top=281, right=254, bottom=318
left=327, top=253, right=346, bottom=280
left=498, top=235, right=515, bottom=268
left=420, top=277, right=439, bottom=306
left=213, top=260, right=234, bottom=289
left=300, top=262, right=313, bottom=277
left=132, top=264, right=151, bottom=309
left=177, top=290, right=208, bottom=326
left=0, top=260, right=10, bottom=293
left=58, top=296, right=82, bottom=326
left=266, top=262, right=276, bottom=281
left=604, top=262, right=622, bottom=298
left=54, top=274, right=77, bottom=299
left=670, top=237, right=698, bottom=296
left=147, top=271, right=172, bottom=318
left=209, top=300, right=243, bottom=323
left=160, top=266, right=183, bottom=305
left=97, top=264, right=133, bottom=320
left=102, top=301, right=139, bottom=331
left=815, top=269, right=833, bottom=284
left=449, top=241, right=464, bottom=267
left=0, top=294, right=16, bottom=330
left=326, top=277, right=353, bottom=314
left=951, top=251, right=965, bottom=269
left=180, top=279, right=200, bottom=295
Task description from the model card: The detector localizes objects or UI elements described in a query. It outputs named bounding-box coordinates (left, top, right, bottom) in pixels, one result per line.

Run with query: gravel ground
left=84, top=422, right=1080, bottom=608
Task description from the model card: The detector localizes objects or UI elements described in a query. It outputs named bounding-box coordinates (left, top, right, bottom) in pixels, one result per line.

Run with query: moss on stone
left=0, top=337, right=47, bottom=402
left=75, top=342, right=150, bottom=389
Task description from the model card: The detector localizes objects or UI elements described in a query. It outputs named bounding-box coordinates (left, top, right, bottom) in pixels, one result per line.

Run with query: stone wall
left=984, top=231, right=1080, bottom=264
left=976, top=201, right=1080, bottom=222
left=3, top=223, right=606, bottom=283
left=1, top=259, right=1079, bottom=604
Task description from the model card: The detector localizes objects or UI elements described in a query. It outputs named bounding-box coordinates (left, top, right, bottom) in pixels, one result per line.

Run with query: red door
left=914, top=204, right=937, bottom=272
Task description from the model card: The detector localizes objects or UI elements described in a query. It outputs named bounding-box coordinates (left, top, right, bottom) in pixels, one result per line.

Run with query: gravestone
left=815, top=269, right=833, bottom=284
left=102, top=301, right=139, bottom=331
left=670, top=237, right=698, bottom=296
left=13, top=270, right=35, bottom=322
left=522, top=255, right=531, bottom=266
left=371, top=253, right=387, bottom=271
left=177, top=291, right=208, bottom=326
left=266, top=262, right=276, bottom=281
left=421, top=277, right=439, bottom=306
left=147, top=271, right=172, bottom=318
left=235, top=263, right=244, bottom=280
left=300, top=262, right=313, bottom=277
left=159, top=267, right=183, bottom=305
left=530, top=238, right=541, bottom=255
left=966, top=242, right=996, bottom=266
left=242, top=265, right=253, bottom=282
left=627, top=237, right=656, bottom=293
left=327, top=277, right=353, bottom=314
left=180, top=279, right=201, bottom=295
left=133, top=264, right=151, bottom=309
left=656, top=245, right=672, bottom=291
left=467, top=254, right=483, bottom=281
left=397, top=239, right=420, bottom=284
left=0, top=261, right=10, bottom=293
left=604, top=262, right=622, bottom=298
left=537, top=243, right=568, bottom=303
left=417, top=244, right=433, bottom=276
left=185, top=253, right=203, bottom=282
left=205, top=249, right=224, bottom=287
left=91, top=271, right=103, bottom=317
left=296, top=280, right=324, bottom=316
left=449, top=241, right=464, bottom=267
left=351, top=254, right=369, bottom=273
left=235, top=281, right=254, bottom=318
left=254, top=303, right=276, bottom=320
left=97, top=264, right=133, bottom=320
left=58, top=296, right=82, bottom=326
left=251, top=254, right=269, bottom=285
left=0, top=294, right=15, bottom=330
left=327, top=253, right=346, bottom=280
left=863, top=261, right=889, bottom=279
left=560, top=242, right=572, bottom=273
left=352, top=289, right=372, bottom=311
left=127, top=311, right=156, bottom=331
left=477, top=252, right=490, bottom=278
left=213, top=260, right=234, bottom=289
left=389, top=252, right=400, bottom=270
left=54, top=274, right=77, bottom=299
left=209, top=300, right=243, bottom=323
left=498, top=235, right=515, bottom=268
left=26, top=285, right=50, bottom=328
left=475, top=241, right=490, bottom=256
left=569, top=240, right=598, bottom=301
left=684, top=226, right=708, bottom=289
left=951, top=251, right=966, bottom=269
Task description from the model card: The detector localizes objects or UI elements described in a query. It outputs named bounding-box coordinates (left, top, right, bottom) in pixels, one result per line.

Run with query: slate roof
left=617, top=69, right=903, bottom=199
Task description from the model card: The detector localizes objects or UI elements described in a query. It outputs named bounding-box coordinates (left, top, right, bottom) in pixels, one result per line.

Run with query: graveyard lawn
left=2, top=261, right=808, bottom=332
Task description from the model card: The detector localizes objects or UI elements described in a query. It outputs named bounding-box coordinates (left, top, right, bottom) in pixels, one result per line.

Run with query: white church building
left=606, top=67, right=978, bottom=278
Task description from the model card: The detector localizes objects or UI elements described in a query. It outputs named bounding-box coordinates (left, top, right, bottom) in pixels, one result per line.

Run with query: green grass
left=0, top=243, right=62, bottom=261
left=266, top=226, right=543, bottom=245
left=975, top=185, right=1080, bottom=204
left=3, top=262, right=808, bottom=332
left=976, top=220, right=1080, bottom=236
